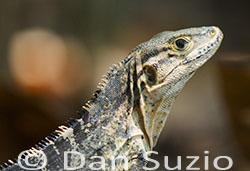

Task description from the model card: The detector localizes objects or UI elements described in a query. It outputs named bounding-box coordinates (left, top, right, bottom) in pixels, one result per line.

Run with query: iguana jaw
left=138, top=26, right=223, bottom=150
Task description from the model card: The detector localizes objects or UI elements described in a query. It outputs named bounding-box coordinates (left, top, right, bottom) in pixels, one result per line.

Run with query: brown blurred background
left=0, top=0, right=250, bottom=170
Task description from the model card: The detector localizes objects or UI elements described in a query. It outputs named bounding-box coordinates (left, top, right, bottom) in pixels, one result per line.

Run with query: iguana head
left=135, top=26, right=223, bottom=150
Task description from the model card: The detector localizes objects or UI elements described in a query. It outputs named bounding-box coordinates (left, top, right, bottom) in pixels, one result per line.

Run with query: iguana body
left=1, top=26, right=223, bottom=170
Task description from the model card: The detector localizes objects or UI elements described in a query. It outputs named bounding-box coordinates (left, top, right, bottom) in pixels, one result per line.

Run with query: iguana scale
left=0, top=26, right=223, bottom=170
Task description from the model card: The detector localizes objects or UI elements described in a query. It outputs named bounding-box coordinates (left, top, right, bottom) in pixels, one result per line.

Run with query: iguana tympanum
left=1, top=26, right=223, bottom=171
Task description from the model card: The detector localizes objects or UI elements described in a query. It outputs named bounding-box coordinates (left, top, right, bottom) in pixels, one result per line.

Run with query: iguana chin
left=1, top=26, right=223, bottom=170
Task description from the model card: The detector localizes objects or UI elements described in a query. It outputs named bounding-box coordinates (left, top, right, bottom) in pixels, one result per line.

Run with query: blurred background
left=0, top=0, right=250, bottom=170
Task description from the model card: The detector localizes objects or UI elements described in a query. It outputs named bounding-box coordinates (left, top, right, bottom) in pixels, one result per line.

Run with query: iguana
left=0, top=26, right=223, bottom=171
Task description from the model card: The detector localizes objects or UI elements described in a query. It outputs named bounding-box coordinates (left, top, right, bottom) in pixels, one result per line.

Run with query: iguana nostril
left=209, top=28, right=216, bottom=37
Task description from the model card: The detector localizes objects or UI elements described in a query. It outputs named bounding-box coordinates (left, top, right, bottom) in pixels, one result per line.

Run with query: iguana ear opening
left=143, top=65, right=157, bottom=86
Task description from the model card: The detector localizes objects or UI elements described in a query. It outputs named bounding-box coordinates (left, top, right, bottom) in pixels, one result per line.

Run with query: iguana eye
left=143, top=66, right=156, bottom=86
left=172, top=37, right=191, bottom=51
left=175, top=39, right=188, bottom=49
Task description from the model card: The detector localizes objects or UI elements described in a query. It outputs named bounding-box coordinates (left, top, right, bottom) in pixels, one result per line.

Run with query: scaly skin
left=1, top=26, right=223, bottom=170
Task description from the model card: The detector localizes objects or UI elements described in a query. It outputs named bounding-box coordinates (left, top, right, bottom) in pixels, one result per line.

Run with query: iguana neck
left=61, top=52, right=148, bottom=168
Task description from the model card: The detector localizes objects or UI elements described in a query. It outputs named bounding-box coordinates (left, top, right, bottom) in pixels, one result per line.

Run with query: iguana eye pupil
left=175, top=38, right=188, bottom=50
left=143, top=66, right=156, bottom=86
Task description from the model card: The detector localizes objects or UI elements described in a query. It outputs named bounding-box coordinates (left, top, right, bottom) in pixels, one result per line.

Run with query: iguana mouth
left=186, top=27, right=223, bottom=64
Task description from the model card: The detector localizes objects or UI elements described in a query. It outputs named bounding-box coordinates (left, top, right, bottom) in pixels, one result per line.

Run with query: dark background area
left=0, top=1, right=250, bottom=170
